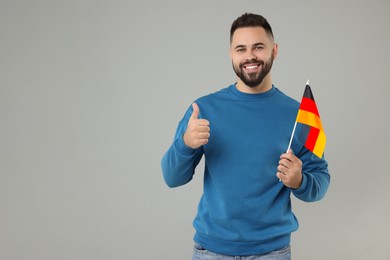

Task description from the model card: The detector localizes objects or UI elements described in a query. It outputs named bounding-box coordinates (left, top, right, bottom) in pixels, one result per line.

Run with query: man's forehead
left=231, top=27, right=271, bottom=46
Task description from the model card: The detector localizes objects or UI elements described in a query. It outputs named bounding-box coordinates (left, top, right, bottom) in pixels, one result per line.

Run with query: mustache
left=240, top=59, right=264, bottom=67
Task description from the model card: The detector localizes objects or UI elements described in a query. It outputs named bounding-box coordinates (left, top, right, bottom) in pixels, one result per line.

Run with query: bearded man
left=161, top=13, right=330, bottom=260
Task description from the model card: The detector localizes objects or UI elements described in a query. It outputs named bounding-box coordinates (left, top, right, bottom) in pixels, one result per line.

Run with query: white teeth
left=246, top=65, right=258, bottom=69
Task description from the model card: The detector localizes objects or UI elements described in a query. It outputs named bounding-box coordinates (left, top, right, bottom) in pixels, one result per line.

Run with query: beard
left=232, top=54, right=274, bottom=88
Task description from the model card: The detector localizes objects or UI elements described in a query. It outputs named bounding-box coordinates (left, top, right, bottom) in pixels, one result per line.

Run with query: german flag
left=295, top=83, right=326, bottom=158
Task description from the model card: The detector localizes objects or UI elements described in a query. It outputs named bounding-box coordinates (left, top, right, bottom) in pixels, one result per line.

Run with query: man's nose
left=245, top=50, right=256, bottom=60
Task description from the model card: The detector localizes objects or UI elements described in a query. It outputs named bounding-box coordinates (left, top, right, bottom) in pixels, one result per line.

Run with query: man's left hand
left=276, top=149, right=303, bottom=189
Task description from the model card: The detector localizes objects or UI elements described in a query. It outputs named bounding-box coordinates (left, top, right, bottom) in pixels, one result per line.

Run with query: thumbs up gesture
left=183, top=103, right=210, bottom=149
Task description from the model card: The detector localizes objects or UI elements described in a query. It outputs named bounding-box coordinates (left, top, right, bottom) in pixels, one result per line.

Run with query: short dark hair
left=230, top=13, right=274, bottom=42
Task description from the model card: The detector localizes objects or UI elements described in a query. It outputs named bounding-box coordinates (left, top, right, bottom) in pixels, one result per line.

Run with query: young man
left=161, top=13, right=330, bottom=259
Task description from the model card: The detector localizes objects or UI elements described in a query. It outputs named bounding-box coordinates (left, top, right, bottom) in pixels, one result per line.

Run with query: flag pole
left=286, top=121, right=297, bottom=152
left=280, top=120, right=297, bottom=182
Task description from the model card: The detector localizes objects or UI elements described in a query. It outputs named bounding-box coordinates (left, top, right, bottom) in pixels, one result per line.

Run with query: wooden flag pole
left=286, top=121, right=297, bottom=152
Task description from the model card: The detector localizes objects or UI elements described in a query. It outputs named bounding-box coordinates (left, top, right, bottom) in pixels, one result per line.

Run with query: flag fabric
left=295, top=83, right=326, bottom=158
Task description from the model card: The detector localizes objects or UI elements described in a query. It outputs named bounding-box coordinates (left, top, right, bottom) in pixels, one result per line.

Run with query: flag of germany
left=295, top=84, right=326, bottom=158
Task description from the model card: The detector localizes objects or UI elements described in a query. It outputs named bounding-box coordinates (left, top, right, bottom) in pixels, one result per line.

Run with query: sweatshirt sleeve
left=292, top=148, right=330, bottom=202
left=161, top=107, right=204, bottom=188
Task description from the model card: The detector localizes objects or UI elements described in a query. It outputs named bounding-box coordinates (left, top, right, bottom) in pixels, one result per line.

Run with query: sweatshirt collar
left=229, top=83, right=278, bottom=100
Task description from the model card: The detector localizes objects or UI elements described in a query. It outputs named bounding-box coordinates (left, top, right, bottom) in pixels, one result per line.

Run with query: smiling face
left=230, top=27, right=278, bottom=93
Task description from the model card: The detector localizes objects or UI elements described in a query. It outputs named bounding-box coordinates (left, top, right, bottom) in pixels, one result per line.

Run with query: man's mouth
left=242, top=63, right=261, bottom=72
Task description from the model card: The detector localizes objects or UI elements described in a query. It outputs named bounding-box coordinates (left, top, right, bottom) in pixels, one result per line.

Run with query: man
left=161, top=13, right=330, bottom=259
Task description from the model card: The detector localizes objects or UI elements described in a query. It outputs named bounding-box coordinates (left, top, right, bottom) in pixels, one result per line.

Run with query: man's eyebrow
left=234, top=44, right=246, bottom=50
left=253, top=42, right=265, bottom=47
left=234, top=43, right=265, bottom=49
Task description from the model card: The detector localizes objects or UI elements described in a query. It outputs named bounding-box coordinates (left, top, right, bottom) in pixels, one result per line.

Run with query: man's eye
left=237, top=48, right=245, bottom=52
left=255, top=46, right=263, bottom=50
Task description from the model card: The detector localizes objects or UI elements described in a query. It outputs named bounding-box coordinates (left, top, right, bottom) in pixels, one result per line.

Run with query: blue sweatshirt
left=161, top=84, right=330, bottom=256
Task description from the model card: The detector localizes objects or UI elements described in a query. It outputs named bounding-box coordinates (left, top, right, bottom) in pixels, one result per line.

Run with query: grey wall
left=1, top=1, right=389, bottom=259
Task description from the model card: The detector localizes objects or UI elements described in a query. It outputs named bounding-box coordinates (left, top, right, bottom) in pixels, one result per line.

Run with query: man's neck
left=235, top=76, right=273, bottom=94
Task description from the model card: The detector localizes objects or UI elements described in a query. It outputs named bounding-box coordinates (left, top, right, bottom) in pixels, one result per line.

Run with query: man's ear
left=272, top=43, right=279, bottom=59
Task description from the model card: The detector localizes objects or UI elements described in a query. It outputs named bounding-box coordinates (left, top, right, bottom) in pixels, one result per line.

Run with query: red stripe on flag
left=300, top=97, right=319, bottom=116
left=305, top=127, right=320, bottom=152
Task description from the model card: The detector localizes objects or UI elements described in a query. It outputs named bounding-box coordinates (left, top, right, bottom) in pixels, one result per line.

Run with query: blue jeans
left=192, top=243, right=291, bottom=260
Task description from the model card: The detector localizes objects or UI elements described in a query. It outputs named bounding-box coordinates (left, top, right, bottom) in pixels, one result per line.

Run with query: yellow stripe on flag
left=296, top=110, right=324, bottom=131
left=312, top=130, right=326, bottom=158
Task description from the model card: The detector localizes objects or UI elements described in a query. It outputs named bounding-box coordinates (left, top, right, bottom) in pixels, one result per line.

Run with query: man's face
left=230, top=27, right=277, bottom=88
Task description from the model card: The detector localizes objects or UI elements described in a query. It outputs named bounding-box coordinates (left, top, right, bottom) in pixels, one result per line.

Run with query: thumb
left=190, top=103, right=200, bottom=120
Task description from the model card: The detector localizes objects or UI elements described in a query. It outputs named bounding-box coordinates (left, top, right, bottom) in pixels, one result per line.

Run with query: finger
left=198, top=132, right=210, bottom=139
left=197, top=119, right=210, bottom=126
left=196, top=125, right=210, bottom=133
left=280, top=151, right=295, bottom=162
left=190, top=103, right=200, bottom=121
left=187, top=124, right=209, bottom=135
left=276, top=171, right=286, bottom=180
left=277, top=164, right=288, bottom=174
left=282, top=152, right=302, bottom=168
left=278, top=158, right=290, bottom=168
left=199, top=139, right=209, bottom=145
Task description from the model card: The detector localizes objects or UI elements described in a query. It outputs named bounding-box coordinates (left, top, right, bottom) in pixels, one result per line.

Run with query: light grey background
left=1, top=1, right=389, bottom=259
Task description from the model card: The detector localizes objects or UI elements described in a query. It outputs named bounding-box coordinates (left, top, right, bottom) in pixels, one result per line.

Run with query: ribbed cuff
left=174, top=136, right=195, bottom=156
left=292, top=173, right=309, bottom=194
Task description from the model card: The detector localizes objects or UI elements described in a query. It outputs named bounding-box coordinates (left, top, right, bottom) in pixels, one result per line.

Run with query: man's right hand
left=183, top=103, right=210, bottom=149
